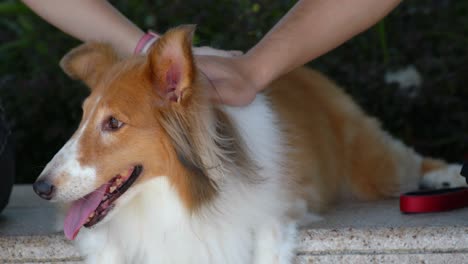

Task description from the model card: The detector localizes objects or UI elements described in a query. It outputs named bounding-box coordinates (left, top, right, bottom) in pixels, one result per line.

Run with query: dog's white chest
left=76, top=177, right=257, bottom=264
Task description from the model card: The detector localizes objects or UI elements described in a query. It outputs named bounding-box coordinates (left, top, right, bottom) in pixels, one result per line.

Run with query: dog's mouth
left=63, top=165, right=143, bottom=240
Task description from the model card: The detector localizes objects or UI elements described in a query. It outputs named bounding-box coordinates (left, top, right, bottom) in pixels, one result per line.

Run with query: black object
left=404, top=187, right=468, bottom=196
left=461, top=162, right=467, bottom=184
left=33, top=180, right=55, bottom=200
left=0, top=113, right=14, bottom=213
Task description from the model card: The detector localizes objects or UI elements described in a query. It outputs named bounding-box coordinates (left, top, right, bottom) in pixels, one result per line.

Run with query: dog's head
left=32, top=26, right=238, bottom=240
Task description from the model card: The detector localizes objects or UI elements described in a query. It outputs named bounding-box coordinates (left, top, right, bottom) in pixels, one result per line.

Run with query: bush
left=0, top=0, right=467, bottom=183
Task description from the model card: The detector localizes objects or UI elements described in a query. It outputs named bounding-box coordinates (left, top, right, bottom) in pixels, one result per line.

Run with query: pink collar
left=134, top=31, right=159, bottom=54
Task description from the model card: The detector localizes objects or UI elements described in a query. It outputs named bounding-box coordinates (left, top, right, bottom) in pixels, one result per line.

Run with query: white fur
left=37, top=96, right=104, bottom=202
left=39, top=136, right=97, bottom=202
left=47, top=83, right=462, bottom=263
left=74, top=94, right=300, bottom=263
left=381, top=132, right=423, bottom=194
left=252, top=221, right=298, bottom=264
left=420, top=164, right=467, bottom=189
left=43, top=45, right=463, bottom=263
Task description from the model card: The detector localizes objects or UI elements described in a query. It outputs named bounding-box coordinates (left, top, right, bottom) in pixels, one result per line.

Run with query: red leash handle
left=400, top=187, right=468, bottom=213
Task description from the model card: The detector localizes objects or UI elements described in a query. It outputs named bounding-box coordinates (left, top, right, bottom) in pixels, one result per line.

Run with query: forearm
left=22, top=0, right=145, bottom=56
left=245, top=0, right=402, bottom=89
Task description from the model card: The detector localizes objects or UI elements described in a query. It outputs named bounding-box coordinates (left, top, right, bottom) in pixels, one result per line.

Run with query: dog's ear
left=147, top=25, right=196, bottom=105
left=60, top=43, right=118, bottom=88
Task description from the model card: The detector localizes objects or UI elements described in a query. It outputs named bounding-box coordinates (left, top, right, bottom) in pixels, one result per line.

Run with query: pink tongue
left=64, top=184, right=108, bottom=240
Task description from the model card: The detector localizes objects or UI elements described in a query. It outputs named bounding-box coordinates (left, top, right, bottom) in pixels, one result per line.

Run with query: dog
left=33, top=25, right=466, bottom=264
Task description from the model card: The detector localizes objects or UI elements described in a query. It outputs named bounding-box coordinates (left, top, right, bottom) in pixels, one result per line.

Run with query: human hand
left=138, top=32, right=260, bottom=106
left=196, top=55, right=262, bottom=106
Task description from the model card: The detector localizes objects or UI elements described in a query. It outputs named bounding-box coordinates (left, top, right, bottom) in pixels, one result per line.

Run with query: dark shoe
left=461, top=162, right=467, bottom=184
left=0, top=116, right=14, bottom=214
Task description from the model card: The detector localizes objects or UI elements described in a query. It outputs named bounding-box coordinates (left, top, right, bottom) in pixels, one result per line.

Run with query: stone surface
left=0, top=184, right=57, bottom=236
left=308, top=199, right=468, bottom=229
left=1, top=185, right=467, bottom=263
left=295, top=254, right=468, bottom=264
left=0, top=234, right=81, bottom=263
left=297, top=227, right=468, bottom=257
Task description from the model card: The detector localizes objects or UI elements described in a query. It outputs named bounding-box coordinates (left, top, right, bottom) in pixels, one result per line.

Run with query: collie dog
left=33, top=26, right=466, bottom=263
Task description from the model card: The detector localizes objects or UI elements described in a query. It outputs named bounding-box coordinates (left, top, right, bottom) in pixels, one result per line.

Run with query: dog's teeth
left=109, top=186, right=116, bottom=193
left=116, top=178, right=122, bottom=186
left=89, top=212, right=95, bottom=218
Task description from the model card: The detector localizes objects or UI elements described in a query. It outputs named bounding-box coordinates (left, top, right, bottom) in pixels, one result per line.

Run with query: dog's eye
left=103, top=116, right=124, bottom=132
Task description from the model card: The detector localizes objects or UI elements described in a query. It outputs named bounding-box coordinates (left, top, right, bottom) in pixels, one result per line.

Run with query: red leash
left=400, top=163, right=468, bottom=213
left=400, top=187, right=468, bottom=213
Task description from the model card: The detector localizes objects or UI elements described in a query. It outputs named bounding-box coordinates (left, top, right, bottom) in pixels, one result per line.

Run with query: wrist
left=238, top=53, right=271, bottom=93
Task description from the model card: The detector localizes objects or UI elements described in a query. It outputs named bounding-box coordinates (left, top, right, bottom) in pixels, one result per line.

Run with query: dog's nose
left=33, top=180, right=55, bottom=200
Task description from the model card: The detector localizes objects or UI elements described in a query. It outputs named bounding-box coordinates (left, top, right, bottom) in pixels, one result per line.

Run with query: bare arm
left=22, top=0, right=401, bottom=106
left=199, top=0, right=402, bottom=105
left=248, top=0, right=401, bottom=88
left=21, top=0, right=144, bottom=56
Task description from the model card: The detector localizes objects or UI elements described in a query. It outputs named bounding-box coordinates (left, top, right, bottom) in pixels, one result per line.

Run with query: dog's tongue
left=64, top=184, right=108, bottom=240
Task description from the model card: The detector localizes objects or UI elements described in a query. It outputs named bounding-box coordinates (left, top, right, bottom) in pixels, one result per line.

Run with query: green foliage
left=0, top=0, right=467, bottom=183
left=375, top=20, right=389, bottom=65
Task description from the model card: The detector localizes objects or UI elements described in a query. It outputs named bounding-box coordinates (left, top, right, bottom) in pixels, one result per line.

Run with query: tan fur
left=57, top=26, right=454, bottom=216
left=57, top=26, right=220, bottom=211
left=421, top=158, right=447, bottom=174
left=60, top=43, right=119, bottom=88
left=268, top=68, right=446, bottom=211
left=57, top=26, right=262, bottom=212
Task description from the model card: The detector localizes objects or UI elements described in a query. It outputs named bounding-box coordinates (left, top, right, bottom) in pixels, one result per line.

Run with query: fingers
left=194, top=54, right=256, bottom=106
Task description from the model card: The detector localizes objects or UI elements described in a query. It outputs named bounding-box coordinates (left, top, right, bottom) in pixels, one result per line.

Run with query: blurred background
left=0, top=0, right=467, bottom=183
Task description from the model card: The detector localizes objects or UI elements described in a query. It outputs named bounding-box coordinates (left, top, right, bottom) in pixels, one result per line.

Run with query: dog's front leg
left=85, top=246, right=124, bottom=264
left=252, top=220, right=298, bottom=264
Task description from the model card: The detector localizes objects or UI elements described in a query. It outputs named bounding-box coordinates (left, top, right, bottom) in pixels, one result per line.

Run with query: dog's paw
left=419, top=165, right=467, bottom=189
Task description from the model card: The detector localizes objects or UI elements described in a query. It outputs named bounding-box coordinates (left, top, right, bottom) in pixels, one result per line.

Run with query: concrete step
left=1, top=185, right=467, bottom=263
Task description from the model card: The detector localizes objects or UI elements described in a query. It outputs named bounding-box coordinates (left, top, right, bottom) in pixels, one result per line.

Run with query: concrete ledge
left=0, top=234, right=81, bottom=263
left=296, top=254, right=468, bottom=264
left=1, top=185, right=467, bottom=263
left=298, top=227, right=468, bottom=254
left=296, top=227, right=468, bottom=263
